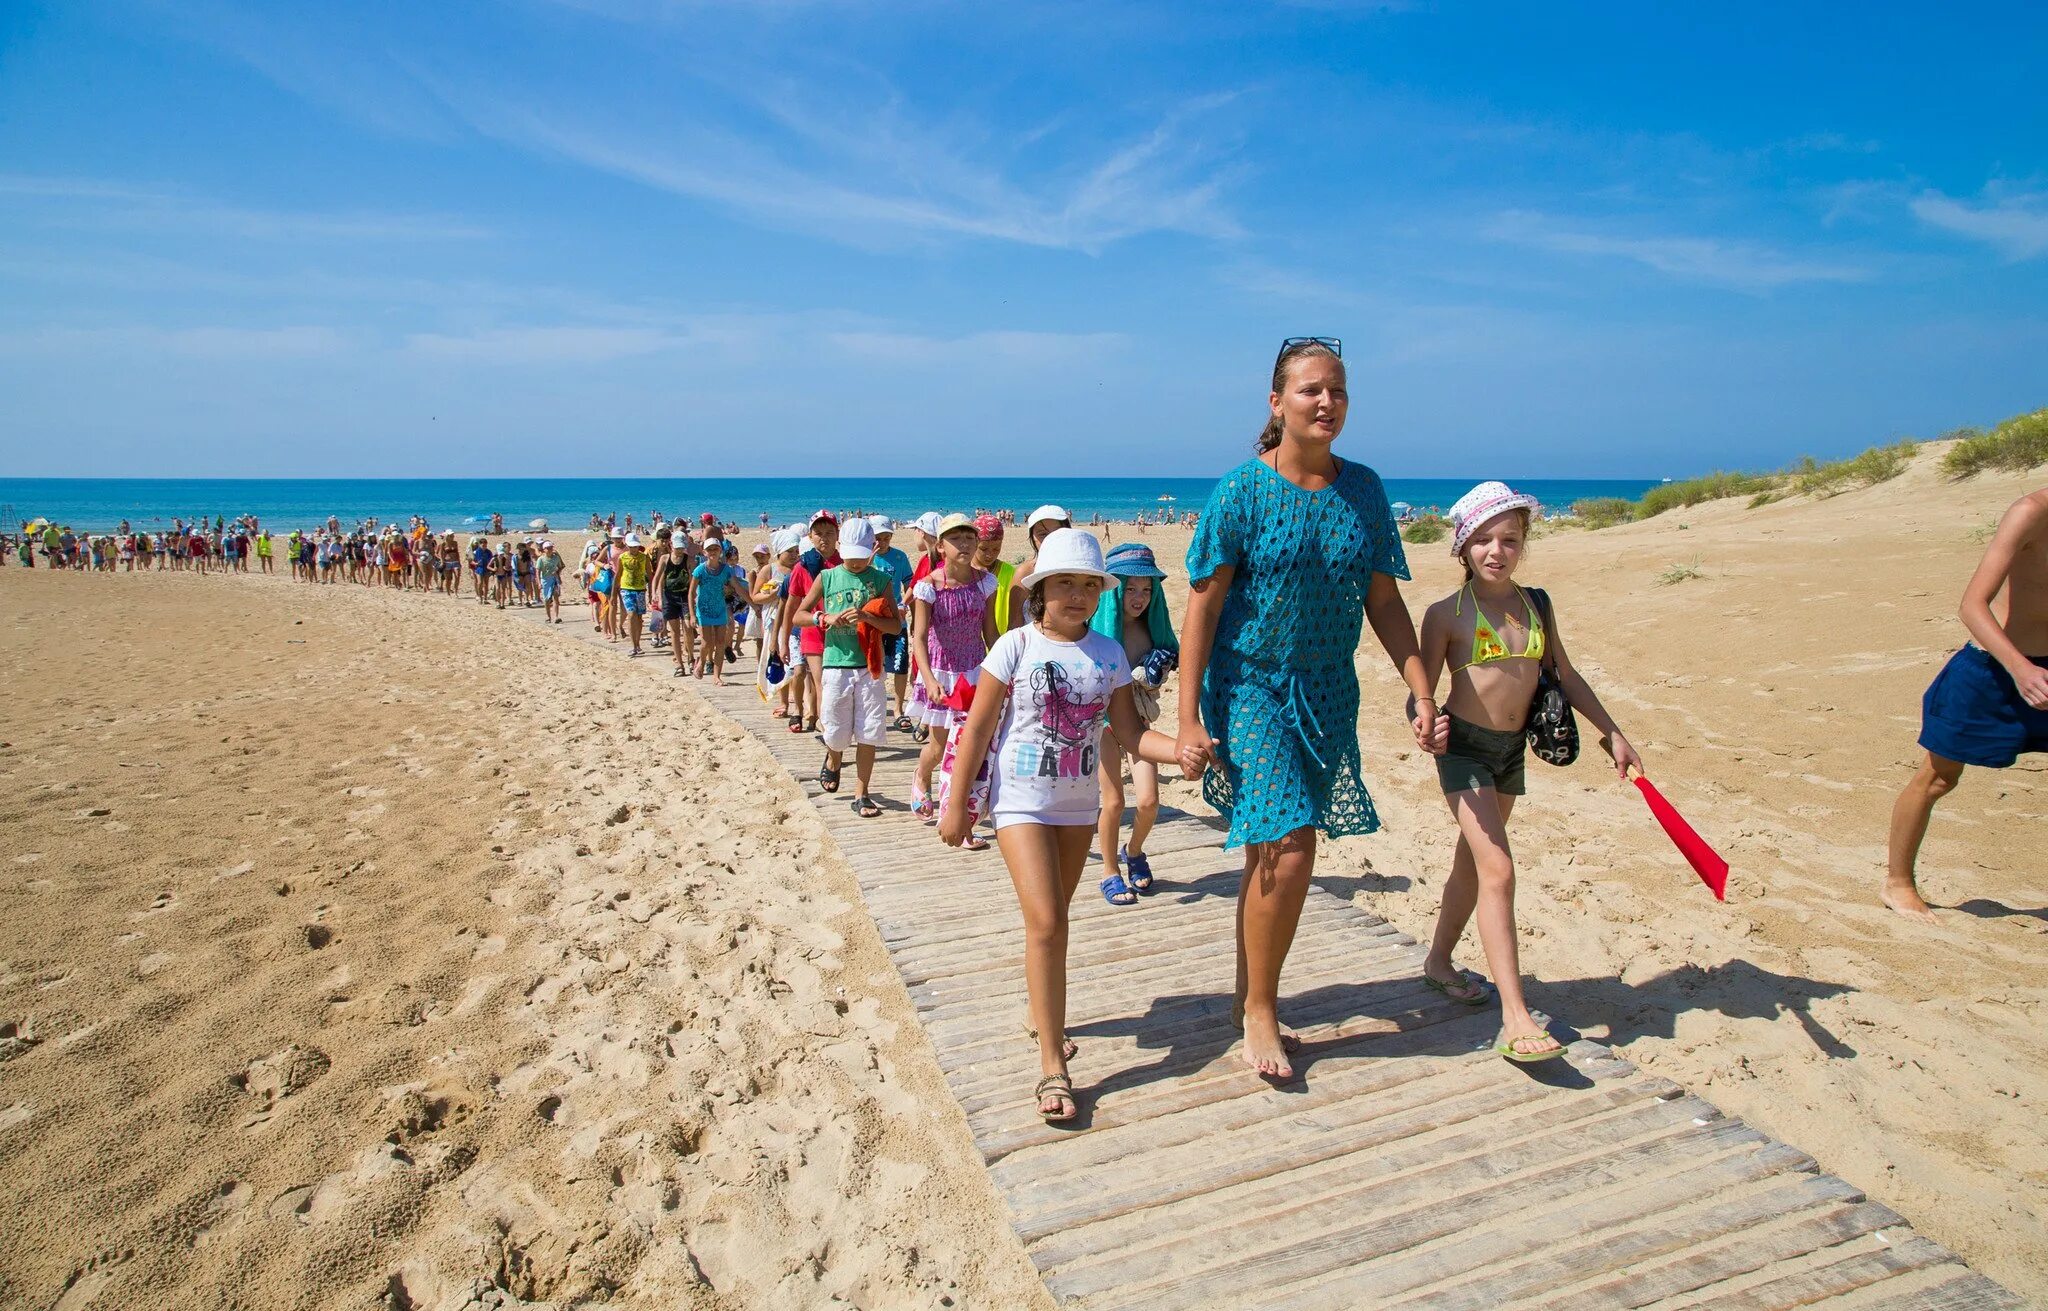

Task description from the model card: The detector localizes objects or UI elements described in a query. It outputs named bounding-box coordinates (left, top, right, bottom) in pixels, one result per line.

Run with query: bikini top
left=1451, top=583, right=1545, bottom=673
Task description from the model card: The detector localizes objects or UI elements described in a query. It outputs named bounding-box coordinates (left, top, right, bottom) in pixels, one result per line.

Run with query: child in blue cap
left=1091, top=542, right=1180, bottom=900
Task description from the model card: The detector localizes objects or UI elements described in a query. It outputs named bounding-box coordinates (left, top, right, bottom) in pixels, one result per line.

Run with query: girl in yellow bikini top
left=1450, top=582, right=1544, bottom=673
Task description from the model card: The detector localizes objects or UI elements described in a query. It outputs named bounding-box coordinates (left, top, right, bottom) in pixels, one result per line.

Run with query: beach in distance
left=0, top=475, right=1663, bottom=536
left=1, top=443, right=2043, bottom=1308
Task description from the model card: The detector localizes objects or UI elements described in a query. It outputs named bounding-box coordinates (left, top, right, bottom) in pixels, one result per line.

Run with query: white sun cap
left=1015, top=527, right=1112, bottom=591
left=838, top=517, right=876, bottom=560
left=1026, top=504, right=1072, bottom=530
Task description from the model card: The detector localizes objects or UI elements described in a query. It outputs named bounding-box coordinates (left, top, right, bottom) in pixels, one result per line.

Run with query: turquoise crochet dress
left=1185, top=456, right=1409, bottom=849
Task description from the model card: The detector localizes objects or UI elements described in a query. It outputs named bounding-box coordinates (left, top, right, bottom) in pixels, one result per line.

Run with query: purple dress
left=909, top=570, right=998, bottom=727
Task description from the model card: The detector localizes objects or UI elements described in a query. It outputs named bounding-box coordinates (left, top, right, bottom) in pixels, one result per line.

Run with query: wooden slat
left=575, top=636, right=2017, bottom=1310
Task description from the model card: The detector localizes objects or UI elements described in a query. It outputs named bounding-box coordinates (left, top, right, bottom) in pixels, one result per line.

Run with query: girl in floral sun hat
left=1415, top=480, right=1641, bottom=1063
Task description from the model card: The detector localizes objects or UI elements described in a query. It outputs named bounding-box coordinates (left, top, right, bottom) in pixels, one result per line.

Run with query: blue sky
left=1, top=0, right=2043, bottom=478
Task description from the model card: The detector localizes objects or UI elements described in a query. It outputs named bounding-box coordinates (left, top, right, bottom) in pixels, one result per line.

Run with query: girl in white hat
left=939, top=528, right=1183, bottom=1122
left=1415, top=481, right=1641, bottom=1063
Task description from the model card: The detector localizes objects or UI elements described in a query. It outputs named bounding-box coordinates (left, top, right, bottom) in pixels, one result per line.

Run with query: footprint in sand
left=236, top=1045, right=331, bottom=1129
left=51, top=1249, right=133, bottom=1311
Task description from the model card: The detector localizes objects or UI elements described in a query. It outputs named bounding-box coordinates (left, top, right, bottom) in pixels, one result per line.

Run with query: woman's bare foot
left=1230, top=999, right=1301, bottom=1053
left=1235, top=1004, right=1296, bottom=1079
left=1881, top=878, right=1940, bottom=924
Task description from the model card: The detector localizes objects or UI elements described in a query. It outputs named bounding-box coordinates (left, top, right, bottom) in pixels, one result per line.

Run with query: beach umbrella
left=528, top=518, right=549, bottom=530
left=1631, top=773, right=1729, bottom=900
left=26, top=517, right=49, bottom=532
left=1157, top=494, right=1176, bottom=502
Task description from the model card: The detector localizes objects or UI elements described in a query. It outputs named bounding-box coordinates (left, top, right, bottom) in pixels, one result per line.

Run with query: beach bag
left=1524, top=588, right=1580, bottom=767
left=593, top=568, right=613, bottom=595
left=936, top=705, right=990, bottom=822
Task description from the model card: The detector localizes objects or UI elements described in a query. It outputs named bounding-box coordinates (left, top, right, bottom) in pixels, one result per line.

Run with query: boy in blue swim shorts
left=1886, top=487, right=2048, bottom=922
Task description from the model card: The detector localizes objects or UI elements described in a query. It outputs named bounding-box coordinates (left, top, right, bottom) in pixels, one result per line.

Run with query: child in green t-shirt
left=794, top=520, right=903, bottom=817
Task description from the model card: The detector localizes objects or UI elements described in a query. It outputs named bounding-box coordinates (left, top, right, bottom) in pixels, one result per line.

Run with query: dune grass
left=1401, top=514, right=1448, bottom=544
left=1942, top=408, right=2048, bottom=478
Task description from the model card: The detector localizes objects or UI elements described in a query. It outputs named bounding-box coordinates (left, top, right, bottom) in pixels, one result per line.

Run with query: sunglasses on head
left=1277, top=336, right=1342, bottom=364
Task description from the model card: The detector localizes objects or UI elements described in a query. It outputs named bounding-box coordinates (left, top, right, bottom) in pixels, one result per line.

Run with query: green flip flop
left=1423, top=968, right=1493, bottom=1006
left=1495, top=1028, right=1567, bottom=1063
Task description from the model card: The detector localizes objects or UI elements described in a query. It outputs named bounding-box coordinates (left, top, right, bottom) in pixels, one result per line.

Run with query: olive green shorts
left=1435, top=715, right=1527, bottom=796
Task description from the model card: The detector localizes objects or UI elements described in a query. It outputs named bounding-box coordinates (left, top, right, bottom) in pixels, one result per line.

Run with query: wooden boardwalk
left=641, top=637, right=2016, bottom=1309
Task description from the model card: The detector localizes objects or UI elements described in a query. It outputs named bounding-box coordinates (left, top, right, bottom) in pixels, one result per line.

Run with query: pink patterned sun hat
left=1448, top=481, right=1540, bottom=557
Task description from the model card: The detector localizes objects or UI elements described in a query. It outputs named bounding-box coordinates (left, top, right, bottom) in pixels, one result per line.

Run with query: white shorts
left=818, top=667, right=888, bottom=751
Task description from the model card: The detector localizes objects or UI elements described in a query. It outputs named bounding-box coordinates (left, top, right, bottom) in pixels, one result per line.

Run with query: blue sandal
left=1123, top=848, right=1154, bottom=894
left=1099, top=873, right=1137, bottom=906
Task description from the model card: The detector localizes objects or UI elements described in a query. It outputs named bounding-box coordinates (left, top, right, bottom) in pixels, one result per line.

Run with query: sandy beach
left=3, top=444, right=2044, bottom=1306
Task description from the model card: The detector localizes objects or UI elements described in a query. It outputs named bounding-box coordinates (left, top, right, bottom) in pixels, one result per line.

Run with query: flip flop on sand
left=1423, top=967, right=1493, bottom=1006
left=1496, top=1028, right=1567, bottom=1063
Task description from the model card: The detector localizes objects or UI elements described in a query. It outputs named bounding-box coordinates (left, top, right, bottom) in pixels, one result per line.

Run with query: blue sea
left=0, top=476, right=1662, bottom=534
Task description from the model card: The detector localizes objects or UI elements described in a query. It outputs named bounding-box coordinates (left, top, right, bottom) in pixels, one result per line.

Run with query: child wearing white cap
left=793, top=518, right=902, bottom=817
left=1008, top=504, right=1073, bottom=639
left=615, top=532, right=652, bottom=656
left=938, top=528, right=1183, bottom=1123
left=1415, top=481, right=1641, bottom=1064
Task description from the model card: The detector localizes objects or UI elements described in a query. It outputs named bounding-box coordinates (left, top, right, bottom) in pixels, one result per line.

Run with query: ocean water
left=0, top=476, right=1662, bottom=534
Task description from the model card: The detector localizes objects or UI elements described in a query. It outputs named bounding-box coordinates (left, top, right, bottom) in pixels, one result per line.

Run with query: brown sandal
left=1034, top=1073, right=1077, bottom=1123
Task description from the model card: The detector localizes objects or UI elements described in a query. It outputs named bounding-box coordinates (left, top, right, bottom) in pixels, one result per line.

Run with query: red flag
left=1633, top=776, right=1728, bottom=900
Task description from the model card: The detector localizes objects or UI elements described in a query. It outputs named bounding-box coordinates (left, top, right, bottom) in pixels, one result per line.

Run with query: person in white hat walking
left=938, top=528, right=1183, bottom=1122
left=793, top=518, right=902, bottom=816
left=1008, top=504, right=1073, bottom=641
left=615, top=532, right=652, bottom=656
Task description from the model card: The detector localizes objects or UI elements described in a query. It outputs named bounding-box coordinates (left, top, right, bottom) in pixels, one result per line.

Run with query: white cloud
left=826, top=329, right=1125, bottom=366
left=0, top=173, right=488, bottom=242
left=435, top=83, right=1239, bottom=254
left=405, top=325, right=748, bottom=363
left=1485, top=210, right=1867, bottom=292
left=2, top=325, right=351, bottom=358
left=1910, top=188, right=2048, bottom=260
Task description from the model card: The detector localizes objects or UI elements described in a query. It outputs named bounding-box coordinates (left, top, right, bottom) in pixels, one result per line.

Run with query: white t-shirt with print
left=978, top=623, right=1131, bottom=829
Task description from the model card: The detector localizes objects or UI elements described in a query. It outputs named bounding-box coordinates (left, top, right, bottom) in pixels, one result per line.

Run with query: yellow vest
left=991, top=559, right=1017, bottom=630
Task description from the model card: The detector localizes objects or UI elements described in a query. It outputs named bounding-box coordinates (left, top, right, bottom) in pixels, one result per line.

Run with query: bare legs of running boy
left=1884, top=488, right=2047, bottom=920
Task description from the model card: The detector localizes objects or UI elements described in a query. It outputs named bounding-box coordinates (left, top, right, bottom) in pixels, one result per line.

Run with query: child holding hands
left=1416, top=482, right=1641, bottom=1063
left=939, top=529, right=1183, bottom=1122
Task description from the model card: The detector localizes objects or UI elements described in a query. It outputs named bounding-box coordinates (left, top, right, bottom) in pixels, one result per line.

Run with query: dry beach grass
left=0, top=441, right=2042, bottom=1306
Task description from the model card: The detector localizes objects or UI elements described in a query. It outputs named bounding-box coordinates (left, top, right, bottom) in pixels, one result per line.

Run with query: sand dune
left=1, top=444, right=2042, bottom=1306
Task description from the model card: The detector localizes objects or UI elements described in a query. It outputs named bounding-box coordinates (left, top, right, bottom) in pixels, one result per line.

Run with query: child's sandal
left=1099, top=873, right=1137, bottom=906
left=1123, top=848, right=1154, bottom=894
left=1033, top=1074, right=1077, bottom=1123
left=853, top=793, right=881, bottom=819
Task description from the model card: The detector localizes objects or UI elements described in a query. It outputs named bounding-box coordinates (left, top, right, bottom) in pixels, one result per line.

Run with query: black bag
left=1524, top=587, right=1580, bottom=766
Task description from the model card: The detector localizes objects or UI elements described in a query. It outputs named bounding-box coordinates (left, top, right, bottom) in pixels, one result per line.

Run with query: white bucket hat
left=1026, top=503, right=1072, bottom=530
left=838, top=517, right=876, bottom=560
left=1447, top=481, right=1540, bottom=557
left=1015, top=527, right=1112, bottom=590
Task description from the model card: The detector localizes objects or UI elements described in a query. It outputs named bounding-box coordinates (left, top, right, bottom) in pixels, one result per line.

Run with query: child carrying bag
left=1524, top=587, right=1580, bottom=766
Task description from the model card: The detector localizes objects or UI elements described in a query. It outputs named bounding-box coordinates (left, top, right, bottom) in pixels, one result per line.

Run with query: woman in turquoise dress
left=1179, top=338, right=1446, bottom=1079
